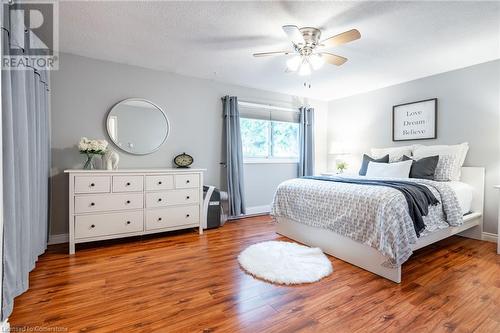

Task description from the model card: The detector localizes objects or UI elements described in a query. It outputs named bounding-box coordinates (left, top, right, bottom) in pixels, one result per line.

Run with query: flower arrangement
left=336, top=161, right=348, bottom=174
left=78, top=137, right=108, bottom=169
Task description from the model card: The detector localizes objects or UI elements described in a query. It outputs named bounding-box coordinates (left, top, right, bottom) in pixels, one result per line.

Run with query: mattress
left=272, top=176, right=464, bottom=266
left=448, top=181, right=474, bottom=215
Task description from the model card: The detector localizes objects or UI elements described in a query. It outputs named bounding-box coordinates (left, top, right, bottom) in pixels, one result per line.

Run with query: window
left=240, top=118, right=269, bottom=158
left=271, top=121, right=300, bottom=158
left=240, top=117, right=299, bottom=162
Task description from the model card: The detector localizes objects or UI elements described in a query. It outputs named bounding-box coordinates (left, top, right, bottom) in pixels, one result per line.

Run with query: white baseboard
left=482, top=232, right=498, bottom=243
left=48, top=233, right=69, bottom=245
left=244, top=205, right=271, bottom=216
left=48, top=228, right=496, bottom=246
left=1, top=319, right=9, bottom=332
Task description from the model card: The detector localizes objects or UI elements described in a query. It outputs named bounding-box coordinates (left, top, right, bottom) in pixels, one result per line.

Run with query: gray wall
left=50, top=53, right=328, bottom=236
left=243, top=163, right=298, bottom=209
left=327, top=60, right=500, bottom=234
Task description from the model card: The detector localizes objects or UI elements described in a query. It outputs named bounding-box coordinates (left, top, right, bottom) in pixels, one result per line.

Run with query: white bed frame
left=276, top=167, right=485, bottom=283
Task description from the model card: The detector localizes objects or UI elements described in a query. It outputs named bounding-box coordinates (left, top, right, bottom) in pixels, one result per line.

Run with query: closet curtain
left=298, top=107, right=315, bottom=177
left=1, top=3, right=50, bottom=320
left=222, top=96, right=246, bottom=216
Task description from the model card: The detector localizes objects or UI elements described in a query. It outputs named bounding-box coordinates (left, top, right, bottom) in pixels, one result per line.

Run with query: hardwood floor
left=9, top=216, right=500, bottom=333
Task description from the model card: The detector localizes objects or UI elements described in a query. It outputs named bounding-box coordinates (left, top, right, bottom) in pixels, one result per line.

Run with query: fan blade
left=321, top=29, right=361, bottom=47
left=282, top=25, right=304, bottom=45
left=253, top=51, right=292, bottom=57
left=318, top=53, right=348, bottom=66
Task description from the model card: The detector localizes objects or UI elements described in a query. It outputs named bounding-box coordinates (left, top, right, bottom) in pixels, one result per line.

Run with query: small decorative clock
left=173, top=152, right=194, bottom=168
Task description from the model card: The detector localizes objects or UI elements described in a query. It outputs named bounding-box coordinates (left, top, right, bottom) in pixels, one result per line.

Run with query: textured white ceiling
left=59, top=1, right=500, bottom=101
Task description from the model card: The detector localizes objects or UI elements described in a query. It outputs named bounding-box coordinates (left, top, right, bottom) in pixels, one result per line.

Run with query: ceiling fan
left=253, top=25, right=361, bottom=76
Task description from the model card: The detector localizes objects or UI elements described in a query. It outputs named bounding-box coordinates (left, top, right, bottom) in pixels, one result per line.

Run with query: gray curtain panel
left=222, top=96, right=246, bottom=216
left=1, top=6, right=50, bottom=320
left=298, top=107, right=315, bottom=177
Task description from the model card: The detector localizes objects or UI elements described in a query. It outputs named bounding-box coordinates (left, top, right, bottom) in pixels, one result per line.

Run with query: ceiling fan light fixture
left=309, top=54, right=325, bottom=70
left=286, top=55, right=302, bottom=72
left=298, top=59, right=311, bottom=76
left=253, top=25, right=360, bottom=76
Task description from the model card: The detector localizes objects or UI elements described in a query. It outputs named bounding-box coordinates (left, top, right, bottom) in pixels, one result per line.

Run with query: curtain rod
left=238, top=100, right=298, bottom=113
left=221, top=97, right=299, bottom=113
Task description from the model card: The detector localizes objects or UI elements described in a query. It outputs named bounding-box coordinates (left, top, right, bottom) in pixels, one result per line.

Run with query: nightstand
left=495, top=186, right=500, bottom=254
left=321, top=172, right=356, bottom=177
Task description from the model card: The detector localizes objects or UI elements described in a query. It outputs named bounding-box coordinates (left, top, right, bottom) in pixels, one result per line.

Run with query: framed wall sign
left=392, top=98, right=437, bottom=141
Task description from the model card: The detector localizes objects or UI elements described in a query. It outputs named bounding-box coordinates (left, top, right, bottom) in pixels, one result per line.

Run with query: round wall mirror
left=106, top=98, right=170, bottom=155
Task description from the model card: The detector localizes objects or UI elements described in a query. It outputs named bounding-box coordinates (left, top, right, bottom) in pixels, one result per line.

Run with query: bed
left=272, top=167, right=484, bottom=283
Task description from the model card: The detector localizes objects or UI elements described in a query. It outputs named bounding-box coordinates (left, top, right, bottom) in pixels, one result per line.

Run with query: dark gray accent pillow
left=359, top=154, right=389, bottom=176
left=402, top=155, right=439, bottom=180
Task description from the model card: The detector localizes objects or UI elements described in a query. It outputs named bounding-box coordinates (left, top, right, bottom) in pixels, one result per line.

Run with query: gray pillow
left=359, top=154, right=389, bottom=176
left=402, top=155, right=439, bottom=180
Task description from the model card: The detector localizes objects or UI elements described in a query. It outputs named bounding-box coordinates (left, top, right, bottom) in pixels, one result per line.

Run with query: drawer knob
left=126, top=221, right=131, bottom=225
left=158, top=181, right=162, bottom=185
left=186, top=180, right=190, bottom=183
left=90, top=183, right=95, bottom=187
left=186, top=214, right=190, bottom=218
left=126, top=200, right=131, bottom=204
left=186, top=196, right=190, bottom=200
left=90, top=202, right=95, bottom=206
left=158, top=217, right=162, bottom=221
left=158, top=198, right=162, bottom=202
left=126, top=182, right=131, bottom=186
left=90, top=224, right=95, bottom=228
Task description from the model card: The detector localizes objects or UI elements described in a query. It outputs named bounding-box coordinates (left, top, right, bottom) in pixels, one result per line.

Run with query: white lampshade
left=286, top=55, right=302, bottom=72
left=309, top=54, right=324, bottom=70
left=329, top=141, right=349, bottom=155
left=298, top=59, right=311, bottom=76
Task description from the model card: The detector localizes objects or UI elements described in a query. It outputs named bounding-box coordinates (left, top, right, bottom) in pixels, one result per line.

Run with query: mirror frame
left=106, top=98, right=171, bottom=155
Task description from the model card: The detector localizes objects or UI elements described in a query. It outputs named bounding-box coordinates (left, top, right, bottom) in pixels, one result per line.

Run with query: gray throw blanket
left=303, top=176, right=440, bottom=237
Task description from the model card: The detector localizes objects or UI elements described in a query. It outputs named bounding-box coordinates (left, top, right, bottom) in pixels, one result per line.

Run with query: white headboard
left=460, top=167, right=485, bottom=214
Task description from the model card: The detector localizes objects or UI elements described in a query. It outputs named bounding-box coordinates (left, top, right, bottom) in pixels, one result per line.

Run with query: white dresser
left=65, top=169, right=205, bottom=254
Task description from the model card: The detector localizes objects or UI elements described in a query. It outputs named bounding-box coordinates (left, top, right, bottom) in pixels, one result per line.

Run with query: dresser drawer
left=146, top=205, right=199, bottom=231
left=74, top=176, right=110, bottom=194
left=145, top=175, right=174, bottom=191
left=175, top=174, right=199, bottom=189
left=112, top=175, right=144, bottom=192
left=145, top=189, right=199, bottom=208
left=74, top=211, right=143, bottom=239
left=74, top=193, right=143, bottom=214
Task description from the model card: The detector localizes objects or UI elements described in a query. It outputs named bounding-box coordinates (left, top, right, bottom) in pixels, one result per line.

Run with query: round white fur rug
left=238, top=241, right=333, bottom=285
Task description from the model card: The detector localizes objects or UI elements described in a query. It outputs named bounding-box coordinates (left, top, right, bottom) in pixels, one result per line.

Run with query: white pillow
left=365, top=160, right=413, bottom=179
left=412, top=143, right=469, bottom=181
left=371, top=145, right=413, bottom=162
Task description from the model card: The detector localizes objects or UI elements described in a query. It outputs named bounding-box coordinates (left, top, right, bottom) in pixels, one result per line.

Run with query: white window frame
left=240, top=117, right=299, bottom=164
left=243, top=157, right=299, bottom=164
